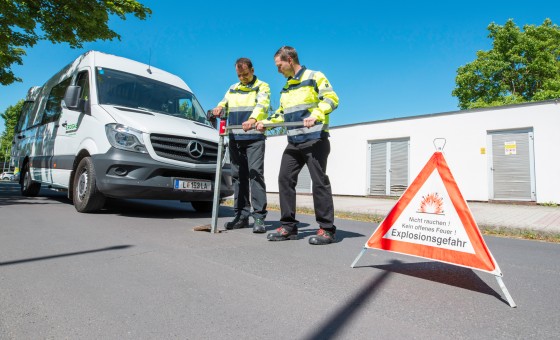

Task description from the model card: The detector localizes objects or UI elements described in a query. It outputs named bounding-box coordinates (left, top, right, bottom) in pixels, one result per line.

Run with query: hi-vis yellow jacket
left=265, top=66, right=339, bottom=144
left=217, top=76, right=270, bottom=140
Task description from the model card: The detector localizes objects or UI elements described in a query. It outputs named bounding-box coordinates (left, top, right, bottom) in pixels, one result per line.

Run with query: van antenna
left=147, top=49, right=152, bottom=74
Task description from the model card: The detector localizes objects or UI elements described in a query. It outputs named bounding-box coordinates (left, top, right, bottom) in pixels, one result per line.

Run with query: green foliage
left=0, top=0, right=152, bottom=85
left=453, top=19, right=560, bottom=110
left=0, top=100, right=23, bottom=161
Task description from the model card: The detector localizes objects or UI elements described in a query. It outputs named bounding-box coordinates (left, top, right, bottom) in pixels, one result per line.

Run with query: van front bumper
left=91, top=148, right=233, bottom=201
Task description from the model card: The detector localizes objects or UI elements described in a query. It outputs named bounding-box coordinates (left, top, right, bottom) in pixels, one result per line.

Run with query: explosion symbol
left=419, top=192, right=444, bottom=214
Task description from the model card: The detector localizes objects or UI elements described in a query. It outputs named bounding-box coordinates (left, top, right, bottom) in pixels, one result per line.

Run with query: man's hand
left=212, top=106, right=224, bottom=117
left=255, top=121, right=266, bottom=132
left=303, top=116, right=317, bottom=128
left=242, top=118, right=256, bottom=131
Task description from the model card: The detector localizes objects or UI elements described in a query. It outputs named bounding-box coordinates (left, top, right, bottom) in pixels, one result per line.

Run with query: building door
left=487, top=128, right=535, bottom=201
left=368, top=139, right=409, bottom=196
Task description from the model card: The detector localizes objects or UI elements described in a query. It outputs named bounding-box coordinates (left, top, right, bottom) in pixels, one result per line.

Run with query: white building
left=264, top=99, right=560, bottom=204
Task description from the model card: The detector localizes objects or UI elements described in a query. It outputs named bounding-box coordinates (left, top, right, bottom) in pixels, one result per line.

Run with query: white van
left=11, top=51, right=233, bottom=213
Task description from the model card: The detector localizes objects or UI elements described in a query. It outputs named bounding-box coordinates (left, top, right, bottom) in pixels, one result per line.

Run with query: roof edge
left=332, top=98, right=560, bottom=130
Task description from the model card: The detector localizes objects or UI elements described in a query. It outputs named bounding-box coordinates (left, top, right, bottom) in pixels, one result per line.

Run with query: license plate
left=173, top=178, right=212, bottom=191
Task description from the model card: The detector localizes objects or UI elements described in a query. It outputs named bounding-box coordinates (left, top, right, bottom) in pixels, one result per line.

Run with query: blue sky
left=1, top=0, right=558, bottom=135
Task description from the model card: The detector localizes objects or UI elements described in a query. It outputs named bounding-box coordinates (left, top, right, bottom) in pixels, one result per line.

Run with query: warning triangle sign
left=366, top=152, right=502, bottom=275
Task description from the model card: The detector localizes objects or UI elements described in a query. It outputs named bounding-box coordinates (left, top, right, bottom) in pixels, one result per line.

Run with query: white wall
left=264, top=136, right=287, bottom=193
left=263, top=100, right=560, bottom=203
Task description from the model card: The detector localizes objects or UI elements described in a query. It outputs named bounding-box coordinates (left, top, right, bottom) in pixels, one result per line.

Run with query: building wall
left=263, top=100, right=560, bottom=203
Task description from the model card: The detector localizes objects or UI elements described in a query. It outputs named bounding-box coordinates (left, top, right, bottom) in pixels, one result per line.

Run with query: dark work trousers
left=278, top=137, right=335, bottom=232
left=229, top=139, right=267, bottom=220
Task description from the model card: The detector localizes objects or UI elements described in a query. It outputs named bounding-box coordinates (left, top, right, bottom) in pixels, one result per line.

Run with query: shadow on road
left=0, top=245, right=133, bottom=266
left=303, top=260, right=396, bottom=340
left=101, top=198, right=236, bottom=219
left=0, top=183, right=70, bottom=207
left=370, top=261, right=509, bottom=305
left=0, top=182, right=234, bottom=219
left=260, top=221, right=364, bottom=242
left=305, top=259, right=510, bottom=339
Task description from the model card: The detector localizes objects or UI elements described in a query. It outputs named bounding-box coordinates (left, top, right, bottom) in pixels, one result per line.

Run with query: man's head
left=235, top=58, right=254, bottom=85
left=274, top=46, right=300, bottom=78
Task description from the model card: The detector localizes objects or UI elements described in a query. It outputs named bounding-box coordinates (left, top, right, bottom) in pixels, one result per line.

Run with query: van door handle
left=61, top=121, right=67, bottom=127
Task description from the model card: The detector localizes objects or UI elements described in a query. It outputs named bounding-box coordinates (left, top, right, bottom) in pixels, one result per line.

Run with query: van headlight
left=105, top=123, right=147, bottom=153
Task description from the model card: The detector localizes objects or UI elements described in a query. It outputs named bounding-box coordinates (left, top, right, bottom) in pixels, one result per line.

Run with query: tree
left=0, top=100, right=23, bottom=163
left=0, top=0, right=151, bottom=85
left=452, top=19, right=560, bottom=110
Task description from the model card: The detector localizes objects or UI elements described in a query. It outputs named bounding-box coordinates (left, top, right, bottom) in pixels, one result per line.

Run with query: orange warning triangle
left=366, top=152, right=501, bottom=275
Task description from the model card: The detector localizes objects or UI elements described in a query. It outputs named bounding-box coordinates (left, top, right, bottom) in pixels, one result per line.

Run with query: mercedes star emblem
left=187, top=140, right=204, bottom=159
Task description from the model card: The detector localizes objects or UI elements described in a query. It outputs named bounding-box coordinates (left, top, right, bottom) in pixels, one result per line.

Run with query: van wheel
left=73, top=157, right=105, bottom=213
left=191, top=201, right=213, bottom=213
left=21, top=163, right=41, bottom=197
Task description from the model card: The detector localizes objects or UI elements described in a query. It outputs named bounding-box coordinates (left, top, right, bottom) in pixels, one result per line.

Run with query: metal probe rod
left=209, top=121, right=305, bottom=233
left=222, top=121, right=306, bottom=132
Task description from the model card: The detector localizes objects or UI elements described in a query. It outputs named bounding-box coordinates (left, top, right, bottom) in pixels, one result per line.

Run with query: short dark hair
left=274, top=46, right=299, bottom=64
left=235, top=57, right=253, bottom=69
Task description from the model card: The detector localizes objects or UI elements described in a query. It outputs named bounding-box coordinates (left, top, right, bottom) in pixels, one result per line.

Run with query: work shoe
left=252, top=218, right=266, bottom=233
left=267, top=227, right=298, bottom=241
left=308, top=228, right=336, bottom=245
left=225, top=216, right=249, bottom=230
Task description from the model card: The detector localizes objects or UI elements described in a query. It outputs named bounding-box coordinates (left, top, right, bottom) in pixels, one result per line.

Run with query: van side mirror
left=64, top=85, right=81, bottom=110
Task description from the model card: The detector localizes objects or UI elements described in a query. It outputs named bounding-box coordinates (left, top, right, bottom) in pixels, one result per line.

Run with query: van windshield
left=96, top=67, right=211, bottom=125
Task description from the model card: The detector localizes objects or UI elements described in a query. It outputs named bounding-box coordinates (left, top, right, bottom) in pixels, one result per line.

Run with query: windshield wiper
left=137, top=106, right=159, bottom=113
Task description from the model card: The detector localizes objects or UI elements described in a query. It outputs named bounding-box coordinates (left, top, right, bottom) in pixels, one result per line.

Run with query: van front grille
left=150, top=134, right=218, bottom=164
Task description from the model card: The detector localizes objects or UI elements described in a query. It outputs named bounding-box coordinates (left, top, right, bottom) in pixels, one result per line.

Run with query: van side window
left=16, top=100, right=36, bottom=132
left=42, top=77, right=72, bottom=124
left=75, top=71, right=90, bottom=102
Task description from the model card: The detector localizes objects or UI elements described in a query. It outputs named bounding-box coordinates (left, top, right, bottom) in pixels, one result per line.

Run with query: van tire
left=21, top=163, right=41, bottom=197
left=73, top=157, right=105, bottom=213
left=191, top=201, right=213, bottom=213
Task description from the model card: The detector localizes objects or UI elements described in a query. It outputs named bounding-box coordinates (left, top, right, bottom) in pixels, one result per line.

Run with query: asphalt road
left=1, top=181, right=559, bottom=339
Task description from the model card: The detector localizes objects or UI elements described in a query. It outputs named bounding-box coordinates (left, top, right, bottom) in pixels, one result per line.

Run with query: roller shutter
left=368, top=139, right=409, bottom=196
left=488, top=129, right=535, bottom=201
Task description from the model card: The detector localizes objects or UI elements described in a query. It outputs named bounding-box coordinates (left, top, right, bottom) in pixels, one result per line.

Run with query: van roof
left=87, top=51, right=191, bottom=92
left=25, top=86, right=42, bottom=101
left=42, top=50, right=193, bottom=93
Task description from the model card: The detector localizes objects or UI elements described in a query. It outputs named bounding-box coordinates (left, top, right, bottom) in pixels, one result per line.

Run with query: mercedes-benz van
left=11, top=51, right=233, bottom=213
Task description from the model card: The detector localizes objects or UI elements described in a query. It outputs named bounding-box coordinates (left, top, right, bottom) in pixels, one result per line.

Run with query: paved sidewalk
left=266, top=193, right=560, bottom=234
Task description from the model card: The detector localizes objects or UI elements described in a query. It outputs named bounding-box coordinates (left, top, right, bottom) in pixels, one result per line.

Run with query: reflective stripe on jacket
left=266, top=67, right=338, bottom=144
left=217, top=76, right=270, bottom=141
